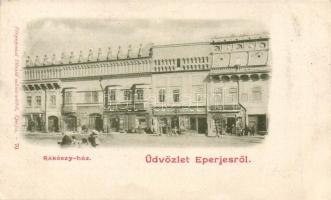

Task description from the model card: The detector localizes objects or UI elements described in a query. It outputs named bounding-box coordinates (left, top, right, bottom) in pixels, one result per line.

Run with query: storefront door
left=197, top=117, right=207, bottom=134
left=48, top=116, right=59, bottom=132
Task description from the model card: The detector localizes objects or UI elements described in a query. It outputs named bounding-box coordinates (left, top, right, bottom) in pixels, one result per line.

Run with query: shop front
left=207, top=111, right=245, bottom=136
left=103, top=112, right=150, bottom=133
left=62, top=114, right=77, bottom=132
left=24, top=113, right=45, bottom=132
left=153, top=106, right=207, bottom=135
left=247, top=114, right=268, bottom=135
left=48, top=115, right=59, bottom=132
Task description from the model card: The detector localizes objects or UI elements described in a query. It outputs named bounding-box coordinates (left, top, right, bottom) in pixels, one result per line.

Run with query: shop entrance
left=64, top=115, right=77, bottom=132
left=89, top=113, right=103, bottom=132
left=197, top=118, right=207, bottom=134
left=159, top=118, right=168, bottom=134
left=190, top=117, right=196, bottom=130
left=48, top=116, right=59, bottom=132
left=171, top=117, right=179, bottom=128
left=226, top=117, right=236, bottom=133
left=189, top=117, right=207, bottom=134
left=109, top=117, right=120, bottom=132
left=27, top=114, right=43, bottom=132
left=248, top=114, right=267, bottom=134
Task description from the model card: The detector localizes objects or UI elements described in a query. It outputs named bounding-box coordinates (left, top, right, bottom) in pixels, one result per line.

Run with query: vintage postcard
left=0, top=0, right=330, bottom=199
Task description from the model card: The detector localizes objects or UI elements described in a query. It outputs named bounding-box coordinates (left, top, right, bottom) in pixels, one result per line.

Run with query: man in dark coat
left=60, top=133, right=72, bottom=146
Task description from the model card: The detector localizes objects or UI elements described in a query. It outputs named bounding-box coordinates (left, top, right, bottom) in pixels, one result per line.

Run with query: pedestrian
left=71, top=136, right=79, bottom=146
left=88, top=130, right=100, bottom=147
left=173, top=126, right=178, bottom=136
left=231, top=124, right=236, bottom=135
left=251, top=125, right=255, bottom=136
left=215, top=119, right=221, bottom=138
left=59, top=132, right=72, bottom=147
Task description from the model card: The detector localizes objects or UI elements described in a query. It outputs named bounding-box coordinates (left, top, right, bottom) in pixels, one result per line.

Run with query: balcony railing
left=62, top=105, right=77, bottom=113
left=105, top=102, right=145, bottom=111
left=209, top=105, right=241, bottom=111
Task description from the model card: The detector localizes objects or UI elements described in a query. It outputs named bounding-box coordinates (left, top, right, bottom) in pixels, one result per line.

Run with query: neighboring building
left=207, top=34, right=270, bottom=136
left=22, top=33, right=270, bottom=136
left=151, top=43, right=212, bottom=135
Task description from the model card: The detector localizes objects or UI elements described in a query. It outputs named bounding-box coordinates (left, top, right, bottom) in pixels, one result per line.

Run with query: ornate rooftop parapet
left=25, top=44, right=153, bottom=67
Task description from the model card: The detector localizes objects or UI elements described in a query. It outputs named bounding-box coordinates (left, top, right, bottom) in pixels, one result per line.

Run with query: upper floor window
left=214, top=88, right=223, bottom=105
left=26, top=96, right=32, bottom=107
left=227, top=88, right=237, bottom=104
left=85, top=92, right=92, bottom=103
left=136, top=89, right=144, bottom=100
left=124, top=90, right=132, bottom=101
left=252, top=87, right=262, bottom=102
left=158, top=89, right=166, bottom=102
left=92, top=91, right=98, bottom=103
left=36, top=96, right=41, bottom=106
left=241, top=93, right=248, bottom=102
left=173, top=89, right=180, bottom=102
left=193, top=85, right=204, bottom=102
left=65, top=92, right=72, bottom=104
left=50, top=95, right=56, bottom=106
left=109, top=89, right=116, bottom=101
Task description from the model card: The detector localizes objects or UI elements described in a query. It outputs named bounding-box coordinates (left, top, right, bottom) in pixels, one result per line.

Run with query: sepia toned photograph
left=22, top=19, right=271, bottom=147
left=1, top=1, right=331, bottom=200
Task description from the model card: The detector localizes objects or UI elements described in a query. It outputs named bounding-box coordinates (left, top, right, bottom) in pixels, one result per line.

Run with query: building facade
left=22, top=33, right=270, bottom=136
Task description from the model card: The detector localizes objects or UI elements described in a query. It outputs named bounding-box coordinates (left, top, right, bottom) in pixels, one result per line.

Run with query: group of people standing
left=214, top=118, right=256, bottom=137
left=58, top=130, right=100, bottom=147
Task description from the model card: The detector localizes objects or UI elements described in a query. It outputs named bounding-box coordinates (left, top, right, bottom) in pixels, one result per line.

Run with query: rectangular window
left=85, top=92, right=92, bottom=103
left=158, top=89, right=166, bottom=102
left=92, top=91, right=98, bottom=103
left=50, top=95, right=56, bottom=106
left=36, top=96, right=41, bottom=106
left=136, top=89, right=144, bottom=100
left=214, top=88, right=223, bottom=105
left=173, top=89, right=180, bottom=102
left=241, top=93, right=248, bottom=102
left=228, top=87, right=238, bottom=103
left=109, top=89, right=116, bottom=101
left=124, top=90, right=132, bottom=101
left=65, top=92, right=72, bottom=104
left=26, top=96, right=32, bottom=107
left=252, top=87, right=262, bottom=102
left=193, top=85, right=204, bottom=102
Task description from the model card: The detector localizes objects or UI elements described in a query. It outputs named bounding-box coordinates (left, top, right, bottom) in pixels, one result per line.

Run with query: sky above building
left=24, top=19, right=267, bottom=61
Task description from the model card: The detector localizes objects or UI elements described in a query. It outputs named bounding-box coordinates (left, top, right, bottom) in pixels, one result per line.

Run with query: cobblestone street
left=24, top=132, right=265, bottom=147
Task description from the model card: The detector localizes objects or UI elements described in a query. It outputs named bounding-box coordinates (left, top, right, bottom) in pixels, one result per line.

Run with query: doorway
left=89, top=113, right=103, bottom=131
left=226, top=117, right=236, bottom=133
left=197, top=117, right=207, bottom=134
left=64, top=115, right=77, bottom=132
left=48, top=116, right=59, bottom=132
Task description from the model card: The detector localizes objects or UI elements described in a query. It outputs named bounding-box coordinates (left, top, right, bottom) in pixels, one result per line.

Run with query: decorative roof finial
left=138, top=44, right=142, bottom=58
left=149, top=48, right=153, bottom=57
left=78, top=50, right=83, bottom=63
left=51, top=54, right=56, bottom=65
left=26, top=56, right=31, bottom=67
left=35, top=56, right=40, bottom=66
left=117, top=46, right=121, bottom=59
left=127, top=45, right=132, bottom=58
left=61, top=52, right=65, bottom=64
left=88, top=49, right=93, bottom=62
left=106, top=47, right=112, bottom=60
left=69, top=51, right=74, bottom=64
left=43, top=54, right=48, bottom=66
left=97, top=48, right=102, bottom=61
